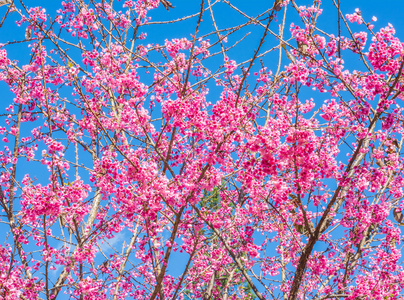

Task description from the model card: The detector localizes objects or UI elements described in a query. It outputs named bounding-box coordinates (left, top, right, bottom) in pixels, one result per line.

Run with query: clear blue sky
left=1, top=0, right=404, bottom=298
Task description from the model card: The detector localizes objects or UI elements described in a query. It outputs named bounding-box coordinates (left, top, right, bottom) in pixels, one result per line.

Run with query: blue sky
left=2, top=1, right=404, bottom=60
left=1, top=0, right=404, bottom=298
